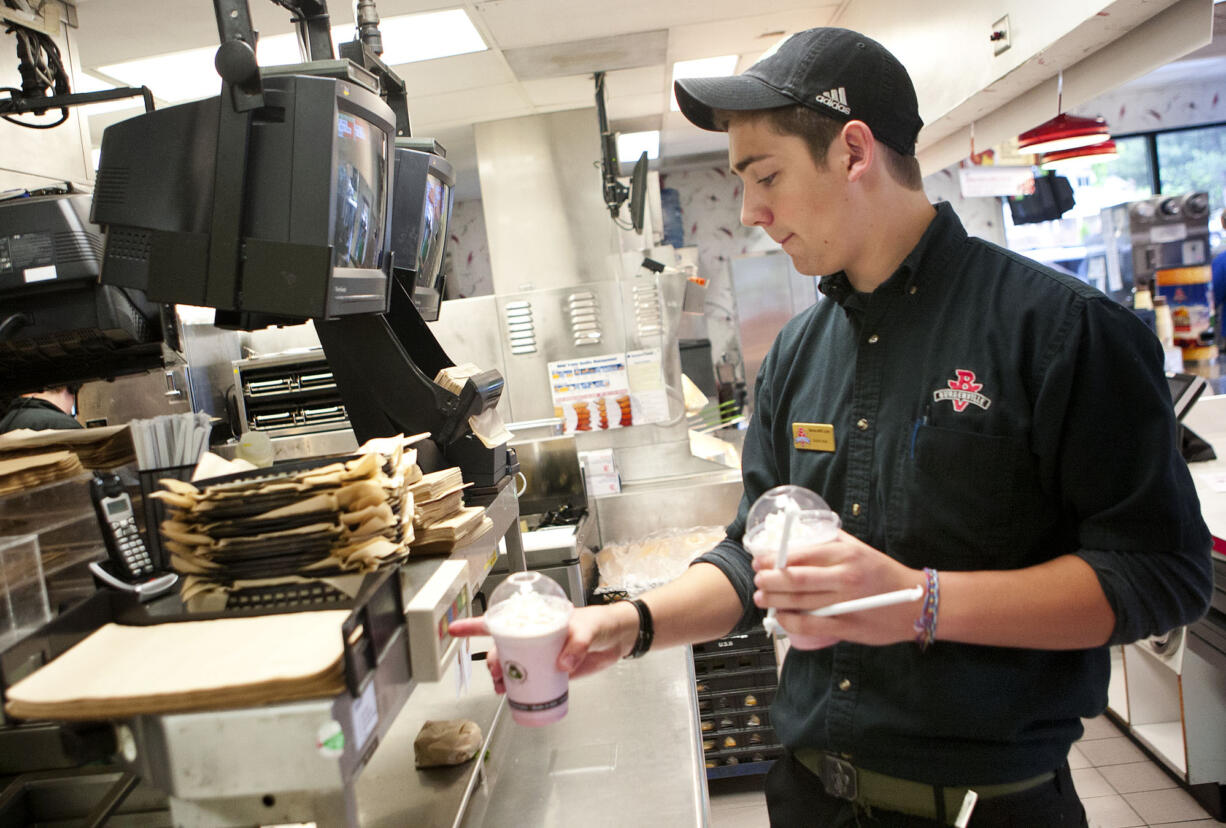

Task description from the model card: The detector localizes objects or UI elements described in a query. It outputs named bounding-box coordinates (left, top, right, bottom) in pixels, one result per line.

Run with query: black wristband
left=621, top=598, right=654, bottom=659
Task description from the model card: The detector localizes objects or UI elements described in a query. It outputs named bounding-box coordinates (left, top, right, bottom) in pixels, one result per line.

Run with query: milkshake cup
left=484, top=572, right=574, bottom=726
left=743, top=485, right=841, bottom=650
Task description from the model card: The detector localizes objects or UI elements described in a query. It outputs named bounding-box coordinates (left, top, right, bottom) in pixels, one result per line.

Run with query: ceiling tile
left=472, top=0, right=820, bottom=50
left=503, top=30, right=667, bottom=80
left=392, top=49, right=517, bottom=95
left=408, top=82, right=534, bottom=130
left=666, top=8, right=840, bottom=62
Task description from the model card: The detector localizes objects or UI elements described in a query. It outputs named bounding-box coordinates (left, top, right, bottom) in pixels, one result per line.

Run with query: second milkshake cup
left=484, top=572, right=575, bottom=726
left=743, top=485, right=841, bottom=650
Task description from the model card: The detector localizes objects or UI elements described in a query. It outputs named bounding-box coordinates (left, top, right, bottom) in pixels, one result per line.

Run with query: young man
left=0, top=386, right=82, bottom=433
left=452, top=27, right=1213, bottom=826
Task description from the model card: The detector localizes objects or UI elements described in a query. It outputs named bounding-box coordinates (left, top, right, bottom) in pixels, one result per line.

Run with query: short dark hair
left=720, top=105, right=924, bottom=191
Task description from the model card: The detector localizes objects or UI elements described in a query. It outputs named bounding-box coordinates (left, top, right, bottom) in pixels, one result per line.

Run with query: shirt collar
left=818, top=202, right=966, bottom=307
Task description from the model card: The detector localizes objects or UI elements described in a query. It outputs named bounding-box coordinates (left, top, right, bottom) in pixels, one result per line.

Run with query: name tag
left=792, top=423, right=835, bottom=452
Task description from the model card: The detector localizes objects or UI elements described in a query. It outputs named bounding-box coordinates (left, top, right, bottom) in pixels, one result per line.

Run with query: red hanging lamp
left=1040, top=139, right=1119, bottom=168
left=1017, top=71, right=1113, bottom=155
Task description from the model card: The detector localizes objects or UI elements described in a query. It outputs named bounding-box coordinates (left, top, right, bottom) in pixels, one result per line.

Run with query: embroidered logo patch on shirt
left=792, top=423, right=836, bottom=452
left=932, top=369, right=991, bottom=413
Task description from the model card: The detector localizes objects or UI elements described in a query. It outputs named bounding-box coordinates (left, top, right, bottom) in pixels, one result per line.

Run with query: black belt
left=794, top=748, right=1056, bottom=825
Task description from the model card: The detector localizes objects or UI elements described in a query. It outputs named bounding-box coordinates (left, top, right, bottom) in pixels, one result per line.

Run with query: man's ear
left=840, top=121, right=875, bottom=182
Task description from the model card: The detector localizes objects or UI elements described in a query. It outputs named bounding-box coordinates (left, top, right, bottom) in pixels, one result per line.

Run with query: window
left=1156, top=123, right=1226, bottom=249
left=1001, top=135, right=1154, bottom=275
left=1001, top=123, right=1226, bottom=277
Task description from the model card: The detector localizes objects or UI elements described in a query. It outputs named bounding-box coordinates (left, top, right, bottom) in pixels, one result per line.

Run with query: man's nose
left=741, top=195, right=770, bottom=228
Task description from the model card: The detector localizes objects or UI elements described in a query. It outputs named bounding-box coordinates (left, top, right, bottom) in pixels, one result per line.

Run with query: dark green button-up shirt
left=696, top=202, right=1212, bottom=785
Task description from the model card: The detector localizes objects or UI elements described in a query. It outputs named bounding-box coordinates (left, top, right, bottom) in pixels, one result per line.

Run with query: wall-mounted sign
left=548, top=348, right=668, bottom=434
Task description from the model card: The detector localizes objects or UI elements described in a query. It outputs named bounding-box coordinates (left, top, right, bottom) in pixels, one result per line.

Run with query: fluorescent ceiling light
left=618, top=130, right=659, bottom=162
left=95, top=8, right=486, bottom=103
left=72, top=71, right=146, bottom=113
left=98, top=45, right=221, bottom=104
left=670, top=55, right=738, bottom=110
left=371, top=9, right=486, bottom=66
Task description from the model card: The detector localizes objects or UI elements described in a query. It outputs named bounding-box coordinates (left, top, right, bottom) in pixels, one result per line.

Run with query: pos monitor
left=390, top=146, right=455, bottom=322
left=91, top=74, right=396, bottom=320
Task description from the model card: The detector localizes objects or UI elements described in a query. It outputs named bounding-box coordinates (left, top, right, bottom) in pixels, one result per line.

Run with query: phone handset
left=88, top=472, right=178, bottom=601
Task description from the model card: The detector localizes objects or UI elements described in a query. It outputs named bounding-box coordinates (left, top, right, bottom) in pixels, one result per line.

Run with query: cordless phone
left=88, top=473, right=178, bottom=600
left=90, top=472, right=155, bottom=580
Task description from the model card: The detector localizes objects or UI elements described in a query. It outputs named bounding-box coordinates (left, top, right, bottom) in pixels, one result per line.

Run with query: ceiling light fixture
left=617, top=130, right=659, bottom=162
left=1017, top=70, right=1113, bottom=155
left=1039, top=139, right=1119, bottom=169
left=96, top=8, right=486, bottom=103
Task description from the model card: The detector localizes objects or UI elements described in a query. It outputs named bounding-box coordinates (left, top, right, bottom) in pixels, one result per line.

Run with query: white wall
left=0, top=15, right=93, bottom=192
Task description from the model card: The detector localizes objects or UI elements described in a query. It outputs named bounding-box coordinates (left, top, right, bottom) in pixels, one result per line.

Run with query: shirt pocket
left=889, top=423, right=1030, bottom=568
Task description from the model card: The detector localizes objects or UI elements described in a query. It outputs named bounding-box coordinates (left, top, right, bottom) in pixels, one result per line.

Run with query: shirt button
left=867, top=334, right=879, bottom=344
left=851, top=503, right=861, bottom=516
left=856, top=418, right=868, bottom=430
left=909, top=285, right=918, bottom=295
left=839, top=678, right=852, bottom=691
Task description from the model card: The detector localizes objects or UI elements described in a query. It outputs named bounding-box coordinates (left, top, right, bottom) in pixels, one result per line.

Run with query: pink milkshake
left=485, top=572, right=574, bottom=726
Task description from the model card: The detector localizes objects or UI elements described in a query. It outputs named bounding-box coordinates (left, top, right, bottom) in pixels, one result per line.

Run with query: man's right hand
left=448, top=601, right=641, bottom=693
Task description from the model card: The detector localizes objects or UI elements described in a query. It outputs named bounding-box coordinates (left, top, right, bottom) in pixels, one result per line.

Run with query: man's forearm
left=937, top=554, right=1116, bottom=649
left=633, top=562, right=746, bottom=653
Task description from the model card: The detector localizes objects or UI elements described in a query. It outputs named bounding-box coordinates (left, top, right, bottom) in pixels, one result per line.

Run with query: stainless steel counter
left=357, top=643, right=709, bottom=827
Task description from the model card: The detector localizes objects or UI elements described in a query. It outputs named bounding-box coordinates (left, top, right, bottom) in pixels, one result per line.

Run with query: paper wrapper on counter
left=413, top=719, right=483, bottom=768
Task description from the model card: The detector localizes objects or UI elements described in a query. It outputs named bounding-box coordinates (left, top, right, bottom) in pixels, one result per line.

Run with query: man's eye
left=757, top=173, right=777, bottom=186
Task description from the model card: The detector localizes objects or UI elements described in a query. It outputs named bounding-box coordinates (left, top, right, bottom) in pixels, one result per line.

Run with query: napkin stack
left=152, top=436, right=423, bottom=608
left=408, top=467, right=490, bottom=553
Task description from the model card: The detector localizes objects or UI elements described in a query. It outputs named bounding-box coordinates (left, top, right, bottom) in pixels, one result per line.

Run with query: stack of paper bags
left=4, top=610, right=349, bottom=720
left=152, top=435, right=423, bottom=609
left=408, top=467, right=491, bottom=554
left=0, top=450, right=84, bottom=495
left=0, top=425, right=135, bottom=469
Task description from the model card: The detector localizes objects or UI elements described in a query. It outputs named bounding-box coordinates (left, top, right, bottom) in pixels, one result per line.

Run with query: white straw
left=762, top=506, right=797, bottom=636
left=808, top=585, right=924, bottom=617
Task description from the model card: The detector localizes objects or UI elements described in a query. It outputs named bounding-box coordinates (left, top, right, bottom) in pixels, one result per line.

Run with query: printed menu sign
left=548, top=349, right=668, bottom=434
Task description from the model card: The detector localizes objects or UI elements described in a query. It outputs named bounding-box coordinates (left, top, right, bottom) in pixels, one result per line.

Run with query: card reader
left=404, top=559, right=471, bottom=682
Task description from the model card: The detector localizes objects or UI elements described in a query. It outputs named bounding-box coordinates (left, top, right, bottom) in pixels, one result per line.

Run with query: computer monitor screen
left=416, top=171, right=449, bottom=289
left=390, top=147, right=455, bottom=321
left=333, top=112, right=387, bottom=270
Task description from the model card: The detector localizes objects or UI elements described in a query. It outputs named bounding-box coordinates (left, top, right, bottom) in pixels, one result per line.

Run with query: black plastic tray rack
left=693, top=627, right=781, bottom=778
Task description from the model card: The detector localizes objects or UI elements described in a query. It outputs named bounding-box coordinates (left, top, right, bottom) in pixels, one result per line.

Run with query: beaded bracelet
left=913, top=567, right=940, bottom=650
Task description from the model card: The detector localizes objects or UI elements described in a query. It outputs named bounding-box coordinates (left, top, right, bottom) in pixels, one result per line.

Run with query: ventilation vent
left=567, top=291, right=601, bottom=346
left=633, top=282, right=663, bottom=339
left=505, top=300, right=536, bottom=354
left=53, top=230, right=103, bottom=264
left=93, top=167, right=130, bottom=207
left=105, top=228, right=152, bottom=263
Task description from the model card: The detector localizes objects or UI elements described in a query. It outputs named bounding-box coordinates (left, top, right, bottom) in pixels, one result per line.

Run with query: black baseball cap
left=674, top=27, right=923, bottom=156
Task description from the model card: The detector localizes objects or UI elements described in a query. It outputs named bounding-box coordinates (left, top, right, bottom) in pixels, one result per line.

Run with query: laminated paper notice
left=548, top=349, right=669, bottom=435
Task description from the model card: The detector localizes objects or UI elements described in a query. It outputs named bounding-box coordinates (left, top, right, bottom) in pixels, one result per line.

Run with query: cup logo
left=505, top=661, right=527, bottom=682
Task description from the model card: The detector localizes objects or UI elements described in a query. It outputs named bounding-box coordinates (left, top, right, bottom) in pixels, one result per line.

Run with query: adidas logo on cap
left=815, top=87, right=850, bottom=115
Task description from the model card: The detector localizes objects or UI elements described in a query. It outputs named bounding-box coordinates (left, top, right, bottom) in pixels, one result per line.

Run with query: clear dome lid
left=489, top=571, right=568, bottom=606
left=744, top=485, right=840, bottom=551
left=486, top=572, right=573, bottom=634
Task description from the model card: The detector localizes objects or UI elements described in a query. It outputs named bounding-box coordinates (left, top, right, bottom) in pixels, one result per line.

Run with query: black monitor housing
left=0, top=192, right=164, bottom=394
left=390, top=144, right=455, bottom=322
left=92, top=73, right=396, bottom=321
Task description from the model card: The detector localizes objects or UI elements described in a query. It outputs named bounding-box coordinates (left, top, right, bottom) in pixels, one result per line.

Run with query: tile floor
left=707, top=716, right=1226, bottom=827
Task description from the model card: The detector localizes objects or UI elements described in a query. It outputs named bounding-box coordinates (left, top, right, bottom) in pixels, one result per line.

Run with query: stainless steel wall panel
left=474, top=109, right=623, bottom=295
